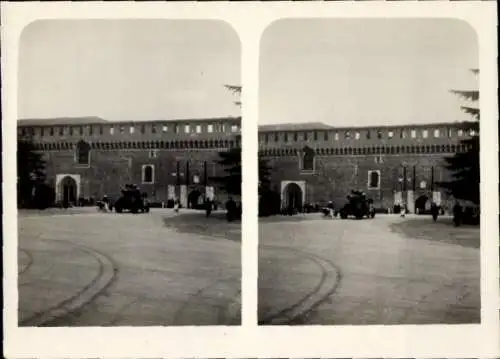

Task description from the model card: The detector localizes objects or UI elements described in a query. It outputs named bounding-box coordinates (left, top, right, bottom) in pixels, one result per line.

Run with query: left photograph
left=17, top=20, right=242, bottom=326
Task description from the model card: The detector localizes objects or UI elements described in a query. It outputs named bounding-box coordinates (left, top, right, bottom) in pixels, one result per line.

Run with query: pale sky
left=259, top=19, right=479, bottom=127
left=19, top=20, right=241, bottom=122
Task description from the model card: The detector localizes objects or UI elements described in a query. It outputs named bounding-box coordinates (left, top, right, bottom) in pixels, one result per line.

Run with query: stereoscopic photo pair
left=16, top=17, right=483, bottom=328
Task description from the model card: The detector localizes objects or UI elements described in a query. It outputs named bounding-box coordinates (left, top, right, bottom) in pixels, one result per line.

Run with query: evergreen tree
left=258, top=155, right=272, bottom=193
left=17, top=131, right=49, bottom=208
left=223, top=84, right=242, bottom=107
left=219, top=85, right=275, bottom=211
left=439, top=69, right=480, bottom=205
left=212, top=147, right=242, bottom=196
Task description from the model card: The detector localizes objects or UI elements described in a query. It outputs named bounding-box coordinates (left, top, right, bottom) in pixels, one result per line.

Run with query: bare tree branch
left=450, top=89, right=479, bottom=101
left=460, top=106, right=480, bottom=119
left=224, top=84, right=242, bottom=95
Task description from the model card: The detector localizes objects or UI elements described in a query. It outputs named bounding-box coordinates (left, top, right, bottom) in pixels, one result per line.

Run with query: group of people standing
left=399, top=200, right=466, bottom=227
left=170, top=195, right=241, bottom=223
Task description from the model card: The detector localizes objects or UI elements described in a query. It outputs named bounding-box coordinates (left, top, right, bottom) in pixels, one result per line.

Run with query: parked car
left=339, top=190, right=375, bottom=219
left=114, top=185, right=150, bottom=213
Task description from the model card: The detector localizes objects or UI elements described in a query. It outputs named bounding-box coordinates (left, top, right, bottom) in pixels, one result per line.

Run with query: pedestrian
left=327, top=201, right=335, bottom=219
left=400, top=204, right=406, bottom=218
left=102, top=194, right=110, bottom=212
left=174, top=199, right=180, bottom=214
left=62, top=197, right=69, bottom=210
left=431, top=201, right=439, bottom=222
left=226, top=196, right=236, bottom=222
left=205, top=197, right=212, bottom=218
left=453, top=201, right=462, bottom=227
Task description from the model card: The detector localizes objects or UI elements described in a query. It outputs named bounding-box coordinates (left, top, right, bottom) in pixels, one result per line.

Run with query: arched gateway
left=55, top=174, right=81, bottom=205
left=415, top=195, right=429, bottom=214
left=188, top=189, right=202, bottom=209
left=60, top=176, right=77, bottom=205
left=281, top=181, right=306, bottom=212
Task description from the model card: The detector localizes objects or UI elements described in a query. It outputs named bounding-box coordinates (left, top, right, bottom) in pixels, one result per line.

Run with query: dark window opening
left=76, top=140, right=91, bottom=165
left=143, top=165, right=154, bottom=184
left=368, top=171, right=380, bottom=189
left=302, top=147, right=315, bottom=171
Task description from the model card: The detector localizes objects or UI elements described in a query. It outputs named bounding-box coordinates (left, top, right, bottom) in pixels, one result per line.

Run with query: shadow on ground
left=390, top=217, right=480, bottom=249
left=163, top=211, right=241, bottom=241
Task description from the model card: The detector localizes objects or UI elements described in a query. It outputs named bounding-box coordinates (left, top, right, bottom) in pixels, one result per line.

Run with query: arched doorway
left=284, top=183, right=303, bottom=212
left=60, top=176, right=77, bottom=205
left=188, top=189, right=202, bottom=209
left=415, top=195, right=429, bottom=214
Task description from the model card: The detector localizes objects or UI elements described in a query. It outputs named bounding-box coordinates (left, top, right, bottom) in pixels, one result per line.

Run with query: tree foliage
left=17, top=132, right=52, bottom=208
left=258, top=155, right=281, bottom=216
left=211, top=147, right=274, bottom=198
left=218, top=84, right=276, bottom=212
left=224, top=84, right=242, bottom=107
left=439, top=69, right=480, bottom=205
left=211, top=148, right=242, bottom=196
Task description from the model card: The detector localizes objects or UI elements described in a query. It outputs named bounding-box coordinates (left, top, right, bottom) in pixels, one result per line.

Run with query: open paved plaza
left=258, top=214, right=480, bottom=325
left=18, top=208, right=241, bottom=326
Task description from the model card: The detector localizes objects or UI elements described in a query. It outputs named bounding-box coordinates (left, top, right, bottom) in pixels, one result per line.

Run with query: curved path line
left=18, top=249, right=34, bottom=275
left=259, top=245, right=342, bottom=325
left=20, top=241, right=117, bottom=327
left=218, top=289, right=242, bottom=325
left=172, top=276, right=240, bottom=325
left=259, top=249, right=327, bottom=323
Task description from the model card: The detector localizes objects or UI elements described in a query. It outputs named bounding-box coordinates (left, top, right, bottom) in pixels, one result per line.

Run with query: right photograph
left=258, top=18, right=480, bottom=325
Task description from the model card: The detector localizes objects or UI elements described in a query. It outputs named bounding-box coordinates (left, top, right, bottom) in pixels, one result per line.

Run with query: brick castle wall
left=19, top=117, right=473, bottom=211
left=42, top=149, right=231, bottom=204
left=263, top=153, right=455, bottom=210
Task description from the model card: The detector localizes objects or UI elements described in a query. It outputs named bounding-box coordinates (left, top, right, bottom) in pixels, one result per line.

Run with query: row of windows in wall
left=351, top=170, right=438, bottom=191
left=259, top=127, right=476, bottom=143
left=260, top=143, right=469, bottom=157
left=140, top=166, right=431, bottom=193
left=73, top=141, right=219, bottom=171
left=128, top=164, right=216, bottom=185
left=34, top=139, right=241, bottom=151
left=139, top=166, right=408, bottom=192
left=20, top=122, right=241, bottom=138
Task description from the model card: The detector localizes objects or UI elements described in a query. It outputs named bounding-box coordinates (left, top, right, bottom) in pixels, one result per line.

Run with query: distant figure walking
left=430, top=202, right=439, bottom=222
left=205, top=198, right=212, bottom=218
left=400, top=205, right=406, bottom=218
left=453, top=201, right=463, bottom=227
left=100, top=194, right=110, bottom=212
left=327, top=201, right=335, bottom=218
left=174, top=199, right=180, bottom=214
left=62, top=197, right=69, bottom=210
left=226, top=197, right=237, bottom=222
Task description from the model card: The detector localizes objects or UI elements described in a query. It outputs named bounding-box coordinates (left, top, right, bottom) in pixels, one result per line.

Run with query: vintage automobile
left=114, top=185, right=150, bottom=213
left=339, top=190, right=375, bottom=219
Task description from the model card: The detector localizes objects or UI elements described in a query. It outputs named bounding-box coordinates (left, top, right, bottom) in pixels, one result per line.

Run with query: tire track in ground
left=173, top=276, right=241, bottom=325
left=259, top=245, right=342, bottom=325
left=218, top=289, right=241, bottom=325
left=20, top=239, right=118, bottom=327
left=18, top=249, right=34, bottom=275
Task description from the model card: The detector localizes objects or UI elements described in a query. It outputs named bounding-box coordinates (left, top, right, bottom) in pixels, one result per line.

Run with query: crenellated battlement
left=18, top=117, right=476, bottom=156
left=18, top=116, right=242, bottom=143
left=258, top=121, right=476, bottom=149
left=258, top=142, right=470, bottom=157
left=32, top=137, right=241, bottom=151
